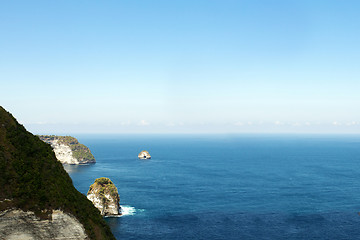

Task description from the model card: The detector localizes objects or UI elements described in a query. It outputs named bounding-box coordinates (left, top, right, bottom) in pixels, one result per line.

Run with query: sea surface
left=64, top=134, right=360, bottom=240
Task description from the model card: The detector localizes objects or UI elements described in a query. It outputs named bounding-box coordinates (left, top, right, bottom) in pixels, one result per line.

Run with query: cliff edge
left=0, top=106, right=115, bottom=240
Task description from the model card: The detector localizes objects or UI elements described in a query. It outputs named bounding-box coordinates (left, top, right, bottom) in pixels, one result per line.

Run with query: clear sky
left=1, top=0, right=360, bottom=134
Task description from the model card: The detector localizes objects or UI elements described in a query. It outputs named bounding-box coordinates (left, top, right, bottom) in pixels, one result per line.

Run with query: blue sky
left=1, top=0, right=359, bottom=134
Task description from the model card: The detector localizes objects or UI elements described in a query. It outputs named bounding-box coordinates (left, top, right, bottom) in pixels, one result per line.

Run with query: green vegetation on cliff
left=89, top=177, right=119, bottom=202
left=0, top=106, right=115, bottom=240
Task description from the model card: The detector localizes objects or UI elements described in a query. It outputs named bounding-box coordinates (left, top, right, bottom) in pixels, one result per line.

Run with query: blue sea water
left=64, top=134, right=360, bottom=240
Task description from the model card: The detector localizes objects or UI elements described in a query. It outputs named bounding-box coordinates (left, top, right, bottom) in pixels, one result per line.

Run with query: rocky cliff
left=39, top=135, right=96, bottom=164
left=0, top=106, right=115, bottom=240
left=0, top=209, right=87, bottom=239
left=87, top=178, right=121, bottom=216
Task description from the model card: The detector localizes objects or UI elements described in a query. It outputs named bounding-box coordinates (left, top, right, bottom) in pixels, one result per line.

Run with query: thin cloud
left=332, top=121, right=341, bottom=126
left=138, top=120, right=150, bottom=126
left=234, top=121, right=244, bottom=126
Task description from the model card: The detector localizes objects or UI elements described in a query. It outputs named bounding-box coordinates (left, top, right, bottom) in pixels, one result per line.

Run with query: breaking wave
left=104, top=205, right=143, bottom=218
left=120, top=205, right=137, bottom=216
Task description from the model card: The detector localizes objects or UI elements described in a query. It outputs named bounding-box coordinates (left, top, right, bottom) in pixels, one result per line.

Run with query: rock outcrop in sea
left=138, top=150, right=151, bottom=159
left=39, top=135, right=96, bottom=164
left=87, top=178, right=121, bottom=216
left=0, top=106, right=115, bottom=240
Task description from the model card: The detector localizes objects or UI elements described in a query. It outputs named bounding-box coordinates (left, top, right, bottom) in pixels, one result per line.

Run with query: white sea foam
left=120, top=205, right=136, bottom=216
left=104, top=205, right=143, bottom=218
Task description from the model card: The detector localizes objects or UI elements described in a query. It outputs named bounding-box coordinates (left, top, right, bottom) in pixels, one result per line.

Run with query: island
left=38, top=135, right=96, bottom=164
left=0, top=106, right=115, bottom=240
left=87, top=178, right=121, bottom=216
left=138, top=150, right=151, bottom=159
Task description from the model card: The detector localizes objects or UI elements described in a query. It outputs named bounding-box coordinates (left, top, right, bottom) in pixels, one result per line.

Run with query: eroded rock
left=138, top=150, right=151, bottom=159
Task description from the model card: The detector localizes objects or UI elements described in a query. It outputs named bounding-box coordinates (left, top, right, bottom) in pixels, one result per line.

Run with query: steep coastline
left=0, top=106, right=115, bottom=240
left=39, top=135, right=96, bottom=164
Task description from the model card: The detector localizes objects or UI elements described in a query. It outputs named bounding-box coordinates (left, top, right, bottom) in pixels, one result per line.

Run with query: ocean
left=64, top=134, right=360, bottom=239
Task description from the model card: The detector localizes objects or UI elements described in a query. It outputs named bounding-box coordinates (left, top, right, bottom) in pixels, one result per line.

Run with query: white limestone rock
left=51, top=139, right=79, bottom=164
left=0, top=209, right=88, bottom=240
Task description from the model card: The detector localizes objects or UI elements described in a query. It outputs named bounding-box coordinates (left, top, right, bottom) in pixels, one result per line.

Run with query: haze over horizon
left=1, top=1, right=359, bottom=134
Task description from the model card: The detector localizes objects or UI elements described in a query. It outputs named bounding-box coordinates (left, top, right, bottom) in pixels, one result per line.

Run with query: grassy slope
left=0, top=106, right=115, bottom=240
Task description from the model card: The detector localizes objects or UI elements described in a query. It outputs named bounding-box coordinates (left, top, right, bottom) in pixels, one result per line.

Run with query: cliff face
left=39, top=135, right=96, bottom=164
left=87, top=178, right=121, bottom=216
left=0, top=106, right=115, bottom=240
left=0, top=209, right=87, bottom=240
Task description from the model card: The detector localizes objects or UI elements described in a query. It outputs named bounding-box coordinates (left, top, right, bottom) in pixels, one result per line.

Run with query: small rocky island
left=87, top=178, right=121, bottom=216
left=39, top=135, right=96, bottom=164
left=138, top=150, right=151, bottom=159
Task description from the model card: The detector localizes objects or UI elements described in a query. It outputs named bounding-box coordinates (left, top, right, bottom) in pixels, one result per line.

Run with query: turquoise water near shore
left=64, top=134, right=360, bottom=239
